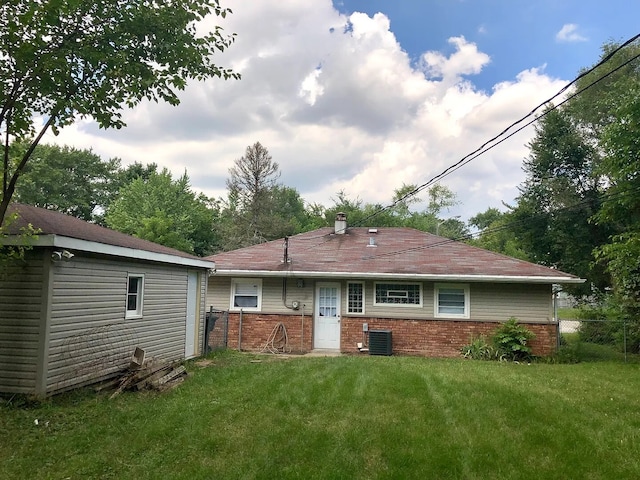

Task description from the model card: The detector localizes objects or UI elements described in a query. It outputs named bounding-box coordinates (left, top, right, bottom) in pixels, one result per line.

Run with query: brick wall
left=342, top=317, right=557, bottom=357
left=217, top=312, right=557, bottom=358
left=224, top=312, right=313, bottom=353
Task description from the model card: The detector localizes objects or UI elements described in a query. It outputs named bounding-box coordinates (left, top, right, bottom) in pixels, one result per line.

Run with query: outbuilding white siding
left=0, top=250, right=46, bottom=394
left=0, top=249, right=209, bottom=396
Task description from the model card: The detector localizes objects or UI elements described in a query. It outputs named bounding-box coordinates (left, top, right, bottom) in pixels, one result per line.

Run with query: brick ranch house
left=205, top=214, right=583, bottom=357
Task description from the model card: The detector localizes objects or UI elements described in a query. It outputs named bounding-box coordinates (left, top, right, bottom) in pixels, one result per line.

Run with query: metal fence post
left=623, top=317, right=627, bottom=364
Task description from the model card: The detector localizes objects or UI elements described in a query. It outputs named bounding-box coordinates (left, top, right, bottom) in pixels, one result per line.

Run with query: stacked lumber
left=107, top=351, right=188, bottom=399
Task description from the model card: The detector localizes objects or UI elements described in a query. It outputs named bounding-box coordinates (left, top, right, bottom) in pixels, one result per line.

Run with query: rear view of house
left=206, top=214, right=583, bottom=357
left=0, top=205, right=213, bottom=397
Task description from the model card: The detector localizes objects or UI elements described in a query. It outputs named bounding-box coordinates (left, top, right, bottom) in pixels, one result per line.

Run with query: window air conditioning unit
left=368, top=330, right=392, bottom=356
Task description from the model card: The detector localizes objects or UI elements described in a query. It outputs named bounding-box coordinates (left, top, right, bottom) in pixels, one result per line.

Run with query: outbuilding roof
left=4, top=204, right=214, bottom=269
left=207, top=226, right=583, bottom=284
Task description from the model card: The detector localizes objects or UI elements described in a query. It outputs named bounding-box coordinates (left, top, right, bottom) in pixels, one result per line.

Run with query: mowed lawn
left=2, top=352, right=640, bottom=479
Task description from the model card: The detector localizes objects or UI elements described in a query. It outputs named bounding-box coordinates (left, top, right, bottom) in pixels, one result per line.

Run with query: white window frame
left=347, top=281, right=365, bottom=314
left=373, top=282, right=423, bottom=308
left=434, top=283, right=470, bottom=319
left=126, top=274, right=144, bottom=319
left=230, top=278, right=262, bottom=312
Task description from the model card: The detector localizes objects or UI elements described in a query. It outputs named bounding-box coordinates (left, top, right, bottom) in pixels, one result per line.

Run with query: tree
left=105, top=169, right=217, bottom=256
left=1, top=0, right=239, bottom=228
left=222, top=142, right=282, bottom=247
left=12, top=143, right=121, bottom=223
left=318, top=184, right=467, bottom=238
left=510, top=106, right=610, bottom=295
left=566, top=40, right=640, bottom=137
left=468, top=208, right=528, bottom=259
left=594, top=92, right=640, bottom=322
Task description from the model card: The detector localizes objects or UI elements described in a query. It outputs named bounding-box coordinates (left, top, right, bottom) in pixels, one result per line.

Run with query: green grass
left=558, top=307, right=580, bottom=320
left=2, top=351, right=640, bottom=479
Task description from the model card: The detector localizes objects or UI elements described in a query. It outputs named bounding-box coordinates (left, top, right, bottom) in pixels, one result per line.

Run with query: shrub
left=491, top=317, right=535, bottom=361
left=461, top=336, right=498, bottom=360
left=461, top=318, right=535, bottom=362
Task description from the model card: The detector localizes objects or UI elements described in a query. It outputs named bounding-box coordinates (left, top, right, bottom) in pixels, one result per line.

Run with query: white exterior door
left=314, top=282, right=341, bottom=350
left=185, top=272, right=198, bottom=358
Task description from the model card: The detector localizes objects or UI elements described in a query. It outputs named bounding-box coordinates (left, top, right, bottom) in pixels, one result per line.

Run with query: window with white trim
left=347, top=282, right=365, bottom=314
left=126, top=275, right=144, bottom=318
left=435, top=284, right=469, bottom=318
left=374, top=282, right=422, bottom=307
left=230, top=279, right=262, bottom=311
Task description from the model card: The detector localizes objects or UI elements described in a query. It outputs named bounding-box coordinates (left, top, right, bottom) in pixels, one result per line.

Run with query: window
left=231, top=279, right=262, bottom=311
left=347, top=282, right=365, bottom=314
left=435, top=284, right=469, bottom=318
left=374, top=282, right=422, bottom=307
left=126, top=275, right=144, bottom=318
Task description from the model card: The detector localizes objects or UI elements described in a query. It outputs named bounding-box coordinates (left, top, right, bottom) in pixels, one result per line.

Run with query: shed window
left=126, top=275, right=144, bottom=318
left=435, top=284, right=469, bottom=318
left=231, top=279, right=262, bottom=311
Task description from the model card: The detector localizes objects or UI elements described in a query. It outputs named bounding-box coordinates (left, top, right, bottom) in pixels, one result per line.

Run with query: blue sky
left=335, top=1, right=639, bottom=90
left=52, top=1, right=640, bottom=222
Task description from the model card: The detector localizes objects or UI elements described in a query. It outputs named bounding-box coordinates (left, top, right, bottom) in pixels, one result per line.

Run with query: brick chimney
left=335, top=212, right=347, bottom=235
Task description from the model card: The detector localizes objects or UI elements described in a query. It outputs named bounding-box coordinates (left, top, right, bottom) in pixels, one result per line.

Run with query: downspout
left=238, top=309, right=243, bottom=351
left=553, top=286, right=559, bottom=350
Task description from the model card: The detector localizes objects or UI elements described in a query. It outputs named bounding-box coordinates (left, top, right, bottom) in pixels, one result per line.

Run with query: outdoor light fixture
left=51, top=250, right=74, bottom=262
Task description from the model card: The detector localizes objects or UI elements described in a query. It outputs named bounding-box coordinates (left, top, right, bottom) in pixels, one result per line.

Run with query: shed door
left=185, top=272, right=198, bottom=358
left=314, top=282, right=341, bottom=350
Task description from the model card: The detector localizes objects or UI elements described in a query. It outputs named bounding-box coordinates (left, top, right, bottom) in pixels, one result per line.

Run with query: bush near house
left=462, top=317, right=535, bottom=361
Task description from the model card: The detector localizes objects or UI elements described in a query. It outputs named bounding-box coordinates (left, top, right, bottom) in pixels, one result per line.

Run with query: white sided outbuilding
left=1, top=204, right=214, bottom=397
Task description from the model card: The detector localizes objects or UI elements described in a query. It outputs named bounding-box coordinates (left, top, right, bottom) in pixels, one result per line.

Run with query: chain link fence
left=558, top=318, right=639, bottom=362
left=205, top=309, right=228, bottom=353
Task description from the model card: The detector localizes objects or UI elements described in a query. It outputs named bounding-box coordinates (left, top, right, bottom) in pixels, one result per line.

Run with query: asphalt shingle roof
left=6, top=204, right=204, bottom=261
left=207, top=226, right=581, bottom=282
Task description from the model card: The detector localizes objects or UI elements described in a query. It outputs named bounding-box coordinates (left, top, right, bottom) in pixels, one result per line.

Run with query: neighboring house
left=206, top=213, right=583, bottom=357
left=0, top=204, right=214, bottom=397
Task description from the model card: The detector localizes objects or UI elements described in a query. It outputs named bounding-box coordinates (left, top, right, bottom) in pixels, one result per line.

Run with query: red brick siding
left=216, top=312, right=557, bottom=357
left=223, top=312, right=313, bottom=353
left=342, top=317, right=557, bottom=357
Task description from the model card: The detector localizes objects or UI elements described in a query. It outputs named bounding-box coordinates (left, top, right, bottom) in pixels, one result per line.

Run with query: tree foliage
left=510, top=106, right=610, bottom=295
left=315, top=183, right=468, bottom=239
left=468, top=208, right=528, bottom=260
left=594, top=91, right=640, bottom=317
left=1, top=0, right=239, bottom=227
left=12, top=143, right=121, bottom=223
left=220, top=142, right=311, bottom=249
left=509, top=39, right=640, bottom=303
left=105, top=169, right=217, bottom=256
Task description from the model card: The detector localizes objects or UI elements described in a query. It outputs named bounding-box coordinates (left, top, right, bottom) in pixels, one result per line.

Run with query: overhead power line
left=350, top=32, right=640, bottom=228
left=365, top=183, right=640, bottom=260
left=297, top=33, right=640, bottom=255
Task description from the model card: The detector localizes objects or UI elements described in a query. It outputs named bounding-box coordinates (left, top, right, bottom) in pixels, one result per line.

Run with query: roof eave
left=9, top=234, right=215, bottom=269
left=211, top=269, right=585, bottom=284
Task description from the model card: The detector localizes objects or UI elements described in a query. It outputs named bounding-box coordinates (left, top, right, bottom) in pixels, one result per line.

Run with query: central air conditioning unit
left=368, top=330, right=392, bottom=356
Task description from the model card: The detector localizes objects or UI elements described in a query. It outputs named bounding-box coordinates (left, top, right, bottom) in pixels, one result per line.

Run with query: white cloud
left=556, top=24, right=587, bottom=43
left=47, top=0, right=569, bottom=222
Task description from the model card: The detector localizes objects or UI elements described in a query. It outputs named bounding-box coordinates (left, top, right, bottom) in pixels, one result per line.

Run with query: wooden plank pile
left=103, top=348, right=188, bottom=399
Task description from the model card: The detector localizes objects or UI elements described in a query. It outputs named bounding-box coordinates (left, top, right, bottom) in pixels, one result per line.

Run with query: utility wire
left=296, top=33, right=640, bottom=254
left=365, top=183, right=640, bottom=260
left=292, top=33, right=640, bottom=255
left=351, top=32, right=640, bottom=228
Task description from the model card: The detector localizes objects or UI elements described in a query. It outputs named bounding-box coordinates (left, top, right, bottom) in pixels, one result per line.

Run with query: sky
left=48, top=0, right=640, bottom=222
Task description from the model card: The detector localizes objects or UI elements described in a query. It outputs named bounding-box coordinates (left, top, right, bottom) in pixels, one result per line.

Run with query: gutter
left=16, top=235, right=215, bottom=269
left=211, top=269, right=585, bottom=284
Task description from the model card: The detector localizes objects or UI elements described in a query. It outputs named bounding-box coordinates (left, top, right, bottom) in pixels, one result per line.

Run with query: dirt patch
left=194, top=359, right=215, bottom=368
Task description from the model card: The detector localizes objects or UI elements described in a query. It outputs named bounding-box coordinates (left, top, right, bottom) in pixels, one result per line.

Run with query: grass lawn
left=558, top=307, right=580, bottom=320
left=2, top=351, right=640, bottom=479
